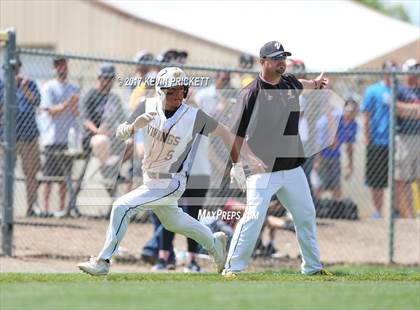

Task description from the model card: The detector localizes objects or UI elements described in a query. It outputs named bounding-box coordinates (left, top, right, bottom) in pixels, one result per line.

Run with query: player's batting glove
left=116, top=112, right=157, bottom=141
left=132, top=112, right=157, bottom=130
left=116, top=122, right=134, bottom=141
left=230, top=162, right=247, bottom=192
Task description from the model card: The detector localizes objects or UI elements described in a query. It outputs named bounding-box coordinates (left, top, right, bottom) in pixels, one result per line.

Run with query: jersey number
left=164, top=150, right=175, bottom=160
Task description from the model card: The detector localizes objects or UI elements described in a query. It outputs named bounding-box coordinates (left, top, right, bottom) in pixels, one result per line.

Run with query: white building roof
left=104, top=0, right=420, bottom=70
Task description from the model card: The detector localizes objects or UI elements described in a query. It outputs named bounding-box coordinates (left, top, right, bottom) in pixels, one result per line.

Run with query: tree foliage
left=357, top=0, right=411, bottom=23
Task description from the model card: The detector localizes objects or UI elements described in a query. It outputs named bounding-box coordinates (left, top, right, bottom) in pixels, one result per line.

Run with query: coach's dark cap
left=260, top=41, right=292, bottom=59
left=97, top=63, right=116, bottom=78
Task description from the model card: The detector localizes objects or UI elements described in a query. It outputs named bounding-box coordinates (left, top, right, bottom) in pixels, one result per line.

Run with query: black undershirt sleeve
left=233, top=88, right=257, bottom=138
left=192, top=109, right=219, bottom=136
left=284, top=73, right=303, bottom=94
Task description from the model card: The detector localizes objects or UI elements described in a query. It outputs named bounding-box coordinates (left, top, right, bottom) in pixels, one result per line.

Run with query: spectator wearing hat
left=40, top=56, right=80, bottom=216
left=231, top=53, right=255, bottom=89
left=174, top=50, right=188, bottom=65
left=360, top=60, right=397, bottom=219
left=0, top=57, right=42, bottom=217
left=156, top=49, right=179, bottom=65
left=395, top=58, right=420, bottom=218
left=81, top=63, right=130, bottom=179
left=128, top=51, right=158, bottom=188
left=128, top=50, right=156, bottom=113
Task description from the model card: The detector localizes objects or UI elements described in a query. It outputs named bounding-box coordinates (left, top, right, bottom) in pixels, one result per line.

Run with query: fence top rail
left=17, top=48, right=420, bottom=76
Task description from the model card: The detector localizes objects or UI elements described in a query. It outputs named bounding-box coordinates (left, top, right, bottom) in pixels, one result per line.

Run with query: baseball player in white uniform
left=78, top=67, right=249, bottom=275
left=225, top=41, right=333, bottom=278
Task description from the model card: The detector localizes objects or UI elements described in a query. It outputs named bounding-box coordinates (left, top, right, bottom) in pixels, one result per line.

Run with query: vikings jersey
left=129, top=97, right=218, bottom=175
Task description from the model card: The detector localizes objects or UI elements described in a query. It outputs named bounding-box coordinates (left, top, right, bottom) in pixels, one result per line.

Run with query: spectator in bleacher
left=287, top=59, right=316, bottom=194
left=395, top=58, right=420, bottom=218
left=128, top=50, right=155, bottom=113
left=127, top=51, right=158, bottom=188
left=231, top=53, right=255, bottom=89
left=81, top=63, right=130, bottom=179
left=154, top=49, right=189, bottom=69
left=1, top=60, right=42, bottom=217
left=360, top=60, right=396, bottom=219
left=194, top=72, right=232, bottom=117
left=40, top=56, right=80, bottom=217
left=156, top=49, right=179, bottom=66
left=174, top=50, right=188, bottom=66
left=15, top=57, right=42, bottom=217
left=314, top=99, right=358, bottom=199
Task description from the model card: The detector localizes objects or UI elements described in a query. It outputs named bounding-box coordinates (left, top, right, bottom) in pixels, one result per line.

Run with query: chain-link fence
left=1, top=31, right=419, bottom=270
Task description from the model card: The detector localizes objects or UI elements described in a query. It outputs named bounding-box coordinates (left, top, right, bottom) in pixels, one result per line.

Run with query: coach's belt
left=146, top=172, right=174, bottom=179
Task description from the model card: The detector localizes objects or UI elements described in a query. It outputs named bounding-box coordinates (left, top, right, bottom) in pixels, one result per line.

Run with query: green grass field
left=1, top=266, right=419, bottom=310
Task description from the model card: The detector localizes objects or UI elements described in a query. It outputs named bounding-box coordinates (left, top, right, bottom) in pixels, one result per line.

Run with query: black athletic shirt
left=233, top=74, right=306, bottom=172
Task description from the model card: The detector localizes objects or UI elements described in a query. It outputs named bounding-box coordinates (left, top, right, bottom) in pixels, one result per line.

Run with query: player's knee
left=161, top=219, right=181, bottom=233
left=111, top=198, right=128, bottom=215
left=294, top=208, right=316, bottom=227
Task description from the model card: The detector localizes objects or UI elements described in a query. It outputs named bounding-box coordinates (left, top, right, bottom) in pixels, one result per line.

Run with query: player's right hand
left=230, top=162, right=247, bottom=192
left=132, top=112, right=157, bottom=130
left=116, top=122, right=134, bottom=141
left=246, top=155, right=267, bottom=174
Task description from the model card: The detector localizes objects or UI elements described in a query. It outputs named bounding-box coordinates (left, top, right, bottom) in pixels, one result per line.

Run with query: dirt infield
left=1, top=217, right=419, bottom=273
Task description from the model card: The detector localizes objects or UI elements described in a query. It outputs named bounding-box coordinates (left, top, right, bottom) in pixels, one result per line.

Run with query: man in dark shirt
left=0, top=58, right=42, bottom=217
left=81, top=63, right=131, bottom=178
left=395, top=58, right=420, bottom=218
left=225, top=41, right=332, bottom=278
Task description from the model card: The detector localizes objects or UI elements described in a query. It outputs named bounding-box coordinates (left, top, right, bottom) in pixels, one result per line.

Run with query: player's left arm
left=299, top=72, right=329, bottom=90
left=210, top=123, right=241, bottom=164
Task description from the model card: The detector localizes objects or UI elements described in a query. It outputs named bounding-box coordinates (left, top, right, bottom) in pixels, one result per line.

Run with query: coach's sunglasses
left=263, top=54, right=287, bottom=61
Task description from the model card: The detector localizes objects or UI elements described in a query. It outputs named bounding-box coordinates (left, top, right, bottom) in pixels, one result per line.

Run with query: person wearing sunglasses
left=225, top=41, right=331, bottom=278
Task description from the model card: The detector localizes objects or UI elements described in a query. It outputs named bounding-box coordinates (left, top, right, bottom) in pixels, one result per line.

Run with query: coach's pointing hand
left=314, top=72, right=328, bottom=89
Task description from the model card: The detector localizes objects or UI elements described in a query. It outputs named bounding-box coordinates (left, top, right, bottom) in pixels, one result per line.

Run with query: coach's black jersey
left=233, top=74, right=306, bottom=172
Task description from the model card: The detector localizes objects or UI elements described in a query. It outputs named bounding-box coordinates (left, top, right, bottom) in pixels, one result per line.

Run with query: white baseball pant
left=224, top=166, right=323, bottom=274
left=98, top=175, right=215, bottom=260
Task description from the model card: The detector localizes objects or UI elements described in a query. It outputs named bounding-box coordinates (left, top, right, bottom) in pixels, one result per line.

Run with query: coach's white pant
left=225, top=167, right=322, bottom=274
left=98, top=175, right=215, bottom=260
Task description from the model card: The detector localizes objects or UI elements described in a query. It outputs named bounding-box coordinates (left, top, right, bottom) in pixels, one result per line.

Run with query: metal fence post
left=388, top=73, right=397, bottom=264
left=1, top=28, right=17, bottom=256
